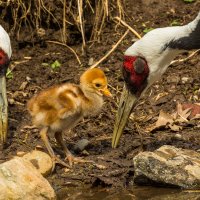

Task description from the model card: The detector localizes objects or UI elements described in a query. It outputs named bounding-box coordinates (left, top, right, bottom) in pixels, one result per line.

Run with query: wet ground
left=57, top=186, right=200, bottom=200
left=1, top=0, right=200, bottom=198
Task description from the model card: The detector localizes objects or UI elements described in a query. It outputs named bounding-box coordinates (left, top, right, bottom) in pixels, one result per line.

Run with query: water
left=57, top=186, right=200, bottom=200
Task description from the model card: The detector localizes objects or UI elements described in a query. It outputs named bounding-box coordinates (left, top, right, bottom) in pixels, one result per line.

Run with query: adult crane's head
left=112, top=11, right=200, bottom=148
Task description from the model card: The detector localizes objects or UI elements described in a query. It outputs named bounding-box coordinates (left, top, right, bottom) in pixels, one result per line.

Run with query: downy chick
left=27, top=68, right=112, bottom=168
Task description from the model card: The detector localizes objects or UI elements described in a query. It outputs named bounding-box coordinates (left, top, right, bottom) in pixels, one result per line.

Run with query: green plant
left=143, top=28, right=154, bottom=34
left=42, top=60, right=61, bottom=70
left=6, top=68, right=13, bottom=79
left=170, top=20, right=181, bottom=26
left=183, top=0, right=195, bottom=3
left=50, top=60, right=61, bottom=70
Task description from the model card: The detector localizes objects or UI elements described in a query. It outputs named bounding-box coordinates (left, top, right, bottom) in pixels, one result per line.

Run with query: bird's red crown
left=122, top=56, right=149, bottom=96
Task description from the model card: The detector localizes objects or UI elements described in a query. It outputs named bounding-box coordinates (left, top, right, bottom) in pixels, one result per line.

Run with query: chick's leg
left=39, top=127, right=70, bottom=170
left=55, top=132, right=87, bottom=166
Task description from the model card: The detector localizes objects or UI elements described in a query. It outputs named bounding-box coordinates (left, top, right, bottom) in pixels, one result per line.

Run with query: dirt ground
left=1, top=0, right=200, bottom=193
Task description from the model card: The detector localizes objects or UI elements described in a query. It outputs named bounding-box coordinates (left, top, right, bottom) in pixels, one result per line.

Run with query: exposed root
left=114, top=16, right=142, bottom=39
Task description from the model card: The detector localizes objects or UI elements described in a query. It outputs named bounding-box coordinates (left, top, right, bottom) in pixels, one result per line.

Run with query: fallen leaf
left=181, top=103, right=200, bottom=119
left=177, top=102, right=191, bottom=122
left=146, top=110, right=181, bottom=132
left=146, top=110, right=173, bottom=132
left=155, top=110, right=174, bottom=127
left=169, top=124, right=182, bottom=131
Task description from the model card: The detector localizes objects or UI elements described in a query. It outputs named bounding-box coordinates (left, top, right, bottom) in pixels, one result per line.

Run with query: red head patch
left=122, top=56, right=149, bottom=96
left=0, top=49, right=9, bottom=76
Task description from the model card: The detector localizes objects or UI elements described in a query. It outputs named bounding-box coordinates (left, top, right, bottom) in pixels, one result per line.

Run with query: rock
left=133, top=145, right=200, bottom=189
left=73, top=139, right=89, bottom=153
left=174, top=133, right=182, bottom=140
left=0, top=157, right=56, bottom=200
left=181, top=76, right=193, bottom=84
left=16, top=151, right=26, bottom=156
left=88, top=58, right=94, bottom=66
left=166, top=75, right=180, bottom=84
left=23, top=150, right=53, bottom=176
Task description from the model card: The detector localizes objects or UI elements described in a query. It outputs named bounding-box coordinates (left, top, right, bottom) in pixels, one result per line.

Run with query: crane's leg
left=39, top=127, right=70, bottom=171
left=0, top=76, right=8, bottom=147
left=55, top=132, right=87, bottom=166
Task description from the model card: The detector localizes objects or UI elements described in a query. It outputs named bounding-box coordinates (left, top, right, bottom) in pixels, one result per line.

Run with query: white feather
left=0, top=25, right=12, bottom=58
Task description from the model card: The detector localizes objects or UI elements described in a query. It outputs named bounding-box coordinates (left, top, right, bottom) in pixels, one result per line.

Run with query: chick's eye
left=95, top=83, right=101, bottom=88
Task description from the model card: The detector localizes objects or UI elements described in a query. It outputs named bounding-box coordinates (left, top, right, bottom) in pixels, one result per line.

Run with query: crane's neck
left=167, top=12, right=200, bottom=50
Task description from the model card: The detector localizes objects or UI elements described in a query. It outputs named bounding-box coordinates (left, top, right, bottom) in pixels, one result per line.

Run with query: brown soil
left=1, top=0, right=200, bottom=194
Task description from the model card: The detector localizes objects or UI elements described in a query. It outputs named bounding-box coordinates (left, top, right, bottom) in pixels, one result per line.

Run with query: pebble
left=88, top=58, right=94, bottom=66
left=181, top=77, right=193, bottom=84
left=174, top=133, right=182, bottom=140
left=73, top=139, right=89, bottom=153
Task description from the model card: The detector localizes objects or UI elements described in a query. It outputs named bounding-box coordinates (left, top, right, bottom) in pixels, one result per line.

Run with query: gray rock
left=73, top=139, right=89, bottom=153
left=133, top=145, right=200, bottom=189
left=0, top=157, right=56, bottom=200
left=23, top=150, right=53, bottom=176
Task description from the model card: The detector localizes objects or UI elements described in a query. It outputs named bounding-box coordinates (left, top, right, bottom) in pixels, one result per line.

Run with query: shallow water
left=57, top=186, right=200, bottom=200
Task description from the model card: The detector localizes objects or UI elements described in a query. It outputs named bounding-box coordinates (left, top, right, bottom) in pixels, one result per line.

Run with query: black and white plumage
left=112, top=11, right=200, bottom=148
left=0, top=25, right=12, bottom=144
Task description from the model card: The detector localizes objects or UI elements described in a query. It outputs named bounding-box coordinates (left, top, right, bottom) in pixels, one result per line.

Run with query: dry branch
left=46, top=41, right=81, bottom=65
left=90, top=29, right=129, bottom=69
left=77, top=0, right=86, bottom=51
left=170, top=49, right=200, bottom=65
left=114, top=16, right=141, bottom=39
left=62, top=0, right=67, bottom=43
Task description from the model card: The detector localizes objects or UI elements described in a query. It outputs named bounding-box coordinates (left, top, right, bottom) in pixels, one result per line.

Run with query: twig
left=170, top=49, right=200, bottom=65
left=90, top=29, right=129, bottom=68
left=114, top=16, right=141, bottom=39
left=62, top=0, right=67, bottom=43
left=77, top=0, right=86, bottom=52
left=46, top=40, right=81, bottom=65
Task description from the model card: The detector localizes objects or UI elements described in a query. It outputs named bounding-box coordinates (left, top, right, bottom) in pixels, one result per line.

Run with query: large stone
left=0, top=157, right=56, bottom=200
left=133, top=145, right=200, bottom=189
left=23, top=150, right=53, bottom=176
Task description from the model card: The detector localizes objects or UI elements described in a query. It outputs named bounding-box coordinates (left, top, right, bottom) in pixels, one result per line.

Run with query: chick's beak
left=0, top=75, right=8, bottom=145
left=101, top=87, right=112, bottom=97
left=112, top=86, right=138, bottom=148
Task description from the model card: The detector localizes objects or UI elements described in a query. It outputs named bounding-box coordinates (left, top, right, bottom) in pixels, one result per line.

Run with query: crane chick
left=27, top=68, right=112, bottom=169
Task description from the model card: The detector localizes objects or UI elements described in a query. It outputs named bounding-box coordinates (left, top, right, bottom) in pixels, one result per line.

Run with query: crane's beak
left=0, top=75, right=8, bottom=145
left=112, top=86, right=138, bottom=148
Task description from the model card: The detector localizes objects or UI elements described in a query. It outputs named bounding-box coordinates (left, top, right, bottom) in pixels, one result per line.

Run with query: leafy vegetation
left=6, top=68, right=13, bottom=79
left=50, top=60, right=61, bottom=70
left=143, top=28, right=154, bottom=34
left=183, top=0, right=196, bottom=3
left=42, top=60, right=61, bottom=70
left=170, top=20, right=181, bottom=26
